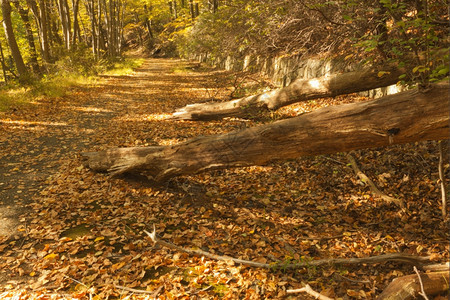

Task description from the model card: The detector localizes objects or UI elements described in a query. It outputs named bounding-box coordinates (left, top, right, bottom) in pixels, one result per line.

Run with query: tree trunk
left=1, top=0, right=29, bottom=81
left=28, top=0, right=51, bottom=62
left=72, top=0, right=80, bottom=46
left=82, top=83, right=449, bottom=182
left=13, top=1, right=40, bottom=74
left=0, top=39, right=10, bottom=81
left=171, top=64, right=405, bottom=120
left=377, top=271, right=449, bottom=300
left=57, top=0, right=72, bottom=50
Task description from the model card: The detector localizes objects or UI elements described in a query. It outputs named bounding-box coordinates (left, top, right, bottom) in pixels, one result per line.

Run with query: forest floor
left=0, top=58, right=448, bottom=299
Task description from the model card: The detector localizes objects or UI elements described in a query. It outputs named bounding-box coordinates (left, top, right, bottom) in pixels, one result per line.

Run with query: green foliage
left=352, top=0, right=449, bottom=85
left=100, top=57, right=145, bottom=75
left=173, top=2, right=275, bottom=60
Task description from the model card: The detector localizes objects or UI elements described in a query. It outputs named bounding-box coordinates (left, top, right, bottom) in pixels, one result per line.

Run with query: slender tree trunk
left=72, top=0, right=80, bottom=46
left=12, top=1, right=40, bottom=74
left=189, top=0, right=194, bottom=19
left=28, top=0, right=51, bottom=62
left=57, top=0, right=72, bottom=49
left=97, top=0, right=105, bottom=53
left=0, top=39, right=9, bottom=82
left=48, top=1, right=63, bottom=48
left=1, top=0, right=29, bottom=81
left=82, top=83, right=449, bottom=182
left=171, top=64, right=405, bottom=120
left=212, top=0, right=218, bottom=13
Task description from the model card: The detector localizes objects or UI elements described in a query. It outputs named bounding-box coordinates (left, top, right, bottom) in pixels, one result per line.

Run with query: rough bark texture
left=1, top=0, right=29, bottom=79
left=377, top=271, right=449, bottom=300
left=82, top=83, right=449, bottom=182
left=171, top=64, right=404, bottom=120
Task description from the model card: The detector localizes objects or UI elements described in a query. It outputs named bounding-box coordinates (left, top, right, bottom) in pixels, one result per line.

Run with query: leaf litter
left=0, top=58, right=448, bottom=299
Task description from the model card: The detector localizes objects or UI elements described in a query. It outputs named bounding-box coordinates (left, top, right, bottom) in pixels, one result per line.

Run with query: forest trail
left=0, top=59, right=218, bottom=237
left=0, top=58, right=448, bottom=298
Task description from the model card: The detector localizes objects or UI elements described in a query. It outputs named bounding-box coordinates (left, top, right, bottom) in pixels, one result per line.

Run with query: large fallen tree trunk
left=170, top=64, right=404, bottom=120
left=82, top=83, right=449, bottom=182
left=377, top=271, right=450, bottom=300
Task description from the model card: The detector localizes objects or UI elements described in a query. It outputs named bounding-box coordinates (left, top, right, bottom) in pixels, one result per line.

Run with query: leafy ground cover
left=0, top=58, right=448, bottom=299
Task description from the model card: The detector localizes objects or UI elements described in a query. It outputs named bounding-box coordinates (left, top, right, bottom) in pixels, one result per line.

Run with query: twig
left=144, top=225, right=431, bottom=270
left=347, top=153, right=404, bottom=208
left=151, top=285, right=164, bottom=298
left=63, top=275, right=96, bottom=299
left=296, top=234, right=344, bottom=242
left=335, top=273, right=370, bottom=284
left=64, top=275, right=88, bottom=288
left=286, top=284, right=334, bottom=300
left=192, top=285, right=213, bottom=295
left=144, top=225, right=266, bottom=268
left=438, top=141, right=447, bottom=218
left=115, top=285, right=155, bottom=295
left=413, top=266, right=430, bottom=300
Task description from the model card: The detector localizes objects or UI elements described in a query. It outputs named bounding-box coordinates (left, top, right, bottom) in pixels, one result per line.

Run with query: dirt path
left=0, top=58, right=448, bottom=299
left=0, top=59, right=217, bottom=237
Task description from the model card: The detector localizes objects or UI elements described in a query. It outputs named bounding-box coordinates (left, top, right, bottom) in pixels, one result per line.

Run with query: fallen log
left=82, top=83, right=449, bottom=182
left=170, top=64, right=404, bottom=120
left=377, top=271, right=450, bottom=300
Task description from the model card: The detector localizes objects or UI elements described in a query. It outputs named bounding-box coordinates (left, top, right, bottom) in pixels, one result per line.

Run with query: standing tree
left=12, top=0, right=40, bottom=73
left=1, top=0, right=29, bottom=81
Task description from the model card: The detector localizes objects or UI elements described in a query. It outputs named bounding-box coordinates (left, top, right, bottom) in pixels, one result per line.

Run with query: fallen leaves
left=0, top=58, right=448, bottom=299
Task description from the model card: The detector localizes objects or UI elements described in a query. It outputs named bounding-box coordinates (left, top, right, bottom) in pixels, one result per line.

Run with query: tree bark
left=377, top=271, right=449, bottom=300
left=13, top=1, right=40, bottom=74
left=170, top=64, right=405, bottom=120
left=27, top=0, right=51, bottom=62
left=82, top=83, right=449, bottom=182
left=1, top=0, right=29, bottom=81
left=72, top=0, right=80, bottom=46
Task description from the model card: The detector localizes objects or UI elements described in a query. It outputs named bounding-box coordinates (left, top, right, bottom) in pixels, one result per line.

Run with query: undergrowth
left=0, top=57, right=144, bottom=112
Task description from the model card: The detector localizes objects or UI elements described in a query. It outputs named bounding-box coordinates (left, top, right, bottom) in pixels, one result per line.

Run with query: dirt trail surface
left=0, top=58, right=448, bottom=299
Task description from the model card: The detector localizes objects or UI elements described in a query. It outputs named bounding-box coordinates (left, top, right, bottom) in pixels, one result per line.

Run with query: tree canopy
left=0, top=0, right=448, bottom=84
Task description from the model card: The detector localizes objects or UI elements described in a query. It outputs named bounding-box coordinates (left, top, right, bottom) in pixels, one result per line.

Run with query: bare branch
left=286, top=284, right=334, bottom=300
left=347, top=153, right=404, bottom=208
left=413, top=266, right=430, bottom=300
left=144, top=226, right=432, bottom=270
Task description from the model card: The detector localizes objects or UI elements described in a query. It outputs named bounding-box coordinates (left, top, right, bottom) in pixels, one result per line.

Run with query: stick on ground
left=286, top=284, right=334, bottom=300
left=347, top=153, right=404, bottom=208
left=144, top=225, right=431, bottom=270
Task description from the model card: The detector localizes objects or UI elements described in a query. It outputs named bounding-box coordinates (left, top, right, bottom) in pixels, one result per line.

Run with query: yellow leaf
left=347, top=289, right=360, bottom=297
left=111, top=261, right=126, bottom=271
left=94, top=236, right=105, bottom=242
left=377, top=71, right=390, bottom=77
left=44, top=253, right=58, bottom=260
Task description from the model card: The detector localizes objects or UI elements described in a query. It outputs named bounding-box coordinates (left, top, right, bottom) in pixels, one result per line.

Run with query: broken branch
left=286, top=284, right=334, bottom=300
left=347, top=153, right=404, bottom=208
left=144, top=225, right=431, bottom=270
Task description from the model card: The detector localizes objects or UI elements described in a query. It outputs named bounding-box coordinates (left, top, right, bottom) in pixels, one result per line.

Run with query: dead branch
left=413, top=266, right=430, bottom=300
left=347, top=153, right=404, bottom=208
left=438, top=140, right=447, bottom=218
left=144, top=225, right=431, bottom=270
left=286, top=284, right=334, bottom=299
left=422, top=262, right=450, bottom=272
left=115, top=285, right=155, bottom=295
left=296, top=234, right=344, bottom=242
